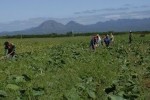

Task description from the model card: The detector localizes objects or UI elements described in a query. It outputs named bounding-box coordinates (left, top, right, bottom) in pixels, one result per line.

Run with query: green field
left=0, top=34, right=150, bottom=100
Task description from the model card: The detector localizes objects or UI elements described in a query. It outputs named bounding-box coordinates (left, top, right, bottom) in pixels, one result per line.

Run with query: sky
left=0, top=0, right=150, bottom=24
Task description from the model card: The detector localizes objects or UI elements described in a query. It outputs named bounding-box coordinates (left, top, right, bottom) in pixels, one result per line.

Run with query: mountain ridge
left=1, top=18, right=150, bottom=35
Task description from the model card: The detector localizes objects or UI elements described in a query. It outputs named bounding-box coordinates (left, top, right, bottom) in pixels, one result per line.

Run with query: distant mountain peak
left=39, top=20, right=64, bottom=27
left=1, top=18, right=150, bottom=35
left=66, top=21, right=82, bottom=26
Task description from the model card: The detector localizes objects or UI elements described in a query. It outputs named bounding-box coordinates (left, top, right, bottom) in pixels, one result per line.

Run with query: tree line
left=0, top=31, right=149, bottom=39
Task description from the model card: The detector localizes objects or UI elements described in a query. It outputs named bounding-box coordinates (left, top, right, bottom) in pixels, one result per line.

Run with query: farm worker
left=104, top=35, right=111, bottom=47
left=96, top=34, right=101, bottom=47
left=4, top=41, right=16, bottom=58
left=110, top=33, right=114, bottom=45
left=89, top=35, right=98, bottom=50
left=129, top=31, right=132, bottom=43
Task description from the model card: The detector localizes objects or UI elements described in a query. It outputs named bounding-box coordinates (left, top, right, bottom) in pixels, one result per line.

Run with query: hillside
left=1, top=18, right=150, bottom=35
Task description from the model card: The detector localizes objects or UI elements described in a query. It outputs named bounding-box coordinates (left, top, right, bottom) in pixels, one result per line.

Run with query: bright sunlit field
left=0, top=34, right=150, bottom=100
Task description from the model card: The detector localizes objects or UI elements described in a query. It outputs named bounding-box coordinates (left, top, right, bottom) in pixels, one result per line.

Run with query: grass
left=0, top=34, right=150, bottom=100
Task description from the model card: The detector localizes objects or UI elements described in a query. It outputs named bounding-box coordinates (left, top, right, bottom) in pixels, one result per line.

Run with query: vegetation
left=1, top=31, right=150, bottom=39
left=0, top=34, right=150, bottom=100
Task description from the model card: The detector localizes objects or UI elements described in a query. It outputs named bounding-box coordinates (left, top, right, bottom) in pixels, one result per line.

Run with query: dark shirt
left=129, top=33, right=132, bottom=38
left=104, top=37, right=110, bottom=47
left=7, top=45, right=15, bottom=56
left=104, top=37, right=110, bottom=44
left=90, top=36, right=97, bottom=45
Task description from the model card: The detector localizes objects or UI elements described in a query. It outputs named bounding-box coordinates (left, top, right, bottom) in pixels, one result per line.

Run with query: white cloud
left=104, top=15, right=121, bottom=20
left=74, top=7, right=129, bottom=15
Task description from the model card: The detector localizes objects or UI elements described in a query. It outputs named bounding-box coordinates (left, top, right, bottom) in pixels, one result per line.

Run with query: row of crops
left=0, top=35, right=150, bottom=100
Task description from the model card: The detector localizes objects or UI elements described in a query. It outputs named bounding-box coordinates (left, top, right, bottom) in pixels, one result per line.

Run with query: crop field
left=0, top=34, right=150, bottom=100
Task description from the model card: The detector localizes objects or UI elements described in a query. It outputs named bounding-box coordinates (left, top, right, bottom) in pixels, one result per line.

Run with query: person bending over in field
left=89, top=35, right=98, bottom=50
left=4, top=41, right=16, bottom=58
left=110, top=33, right=114, bottom=45
left=104, top=35, right=111, bottom=47
left=96, top=34, right=101, bottom=47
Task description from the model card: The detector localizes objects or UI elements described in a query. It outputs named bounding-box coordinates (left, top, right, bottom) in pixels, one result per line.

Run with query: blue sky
left=0, top=0, right=150, bottom=23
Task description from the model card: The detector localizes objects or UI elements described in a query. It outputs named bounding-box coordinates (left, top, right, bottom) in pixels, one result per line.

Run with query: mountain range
left=1, top=18, right=150, bottom=35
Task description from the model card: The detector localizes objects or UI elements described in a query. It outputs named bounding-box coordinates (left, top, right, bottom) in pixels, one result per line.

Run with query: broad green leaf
left=108, top=94, right=126, bottom=100
left=0, top=90, right=7, bottom=97
left=32, top=90, right=44, bottom=96
left=15, top=76, right=25, bottom=83
left=76, top=83, right=85, bottom=90
left=87, top=89, right=96, bottom=99
left=64, top=88, right=81, bottom=100
left=86, top=77, right=93, bottom=84
left=118, top=91, right=125, bottom=97
left=32, top=87, right=45, bottom=96
left=6, top=84, right=20, bottom=90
